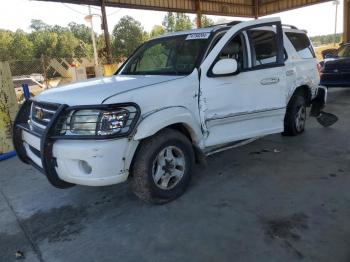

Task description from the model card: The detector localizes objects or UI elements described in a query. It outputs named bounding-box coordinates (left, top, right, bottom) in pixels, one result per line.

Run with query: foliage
left=0, top=19, right=95, bottom=61
left=68, top=22, right=92, bottom=44
left=9, top=30, right=34, bottom=60
left=29, top=19, right=50, bottom=31
left=150, top=25, right=165, bottom=38
left=200, top=15, right=214, bottom=27
left=310, top=33, right=342, bottom=46
left=162, top=12, right=193, bottom=32
left=0, top=29, right=13, bottom=61
left=112, top=16, right=147, bottom=62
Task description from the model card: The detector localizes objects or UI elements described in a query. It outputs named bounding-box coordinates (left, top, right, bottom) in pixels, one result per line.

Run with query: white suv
left=13, top=18, right=327, bottom=203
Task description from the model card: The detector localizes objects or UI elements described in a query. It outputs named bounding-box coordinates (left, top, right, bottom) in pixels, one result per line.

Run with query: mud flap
left=310, top=86, right=338, bottom=127
left=316, top=111, right=338, bottom=127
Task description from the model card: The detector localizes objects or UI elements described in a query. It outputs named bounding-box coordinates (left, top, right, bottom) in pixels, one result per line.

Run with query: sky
left=0, top=0, right=344, bottom=37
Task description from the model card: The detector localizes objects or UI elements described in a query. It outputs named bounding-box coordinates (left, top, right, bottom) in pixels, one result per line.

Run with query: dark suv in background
left=320, top=43, right=350, bottom=88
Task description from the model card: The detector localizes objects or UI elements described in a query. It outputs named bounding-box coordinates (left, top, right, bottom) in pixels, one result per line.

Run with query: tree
left=112, top=16, right=146, bottom=62
left=30, top=19, right=49, bottom=31
left=68, top=22, right=92, bottom=44
left=29, top=30, right=58, bottom=58
left=200, top=15, right=214, bottom=27
left=9, top=30, right=34, bottom=60
left=150, top=25, right=165, bottom=38
left=53, top=31, right=79, bottom=58
left=162, top=12, right=193, bottom=32
left=0, top=30, right=13, bottom=61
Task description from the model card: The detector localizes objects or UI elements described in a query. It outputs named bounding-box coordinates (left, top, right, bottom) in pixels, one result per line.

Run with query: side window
left=206, top=33, right=224, bottom=55
left=217, top=34, right=246, bottom=70
left=248, top=29, right=279, bottom=67
left=285, top=32, right=315, bottom=59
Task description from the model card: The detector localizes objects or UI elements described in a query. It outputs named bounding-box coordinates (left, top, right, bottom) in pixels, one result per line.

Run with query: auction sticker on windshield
left=186, top=33, right=211, bottom=40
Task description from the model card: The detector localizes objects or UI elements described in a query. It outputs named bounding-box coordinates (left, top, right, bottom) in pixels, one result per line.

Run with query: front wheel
left=131, top=128, right=194, bottom=204
left=283, top=94, right=307, bottom=136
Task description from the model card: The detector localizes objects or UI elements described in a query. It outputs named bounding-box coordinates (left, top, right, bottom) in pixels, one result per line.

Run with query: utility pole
left=333, top=0, right=340, bottom=46
left=88, top=6, right=99, bottom=68
left=101, top=0, right=113, bottom=64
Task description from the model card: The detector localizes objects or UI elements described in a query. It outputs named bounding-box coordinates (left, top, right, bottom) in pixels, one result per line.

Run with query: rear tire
left=131, top=128, right=194, bottom=204
left=283, top=94, right=307, bottom=136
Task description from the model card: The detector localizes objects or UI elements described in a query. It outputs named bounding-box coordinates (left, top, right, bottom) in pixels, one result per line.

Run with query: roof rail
left=282, top=24, right=298, bottom=30
left=227, top=21, right=242, bottom=26
left=204, top=20, right=242, bottom=29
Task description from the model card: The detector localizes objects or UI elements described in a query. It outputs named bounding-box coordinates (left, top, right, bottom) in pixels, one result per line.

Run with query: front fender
left=133, top=106, right=203, bottom=146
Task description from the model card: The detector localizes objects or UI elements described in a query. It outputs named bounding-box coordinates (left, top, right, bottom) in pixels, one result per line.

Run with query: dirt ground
left=1, top=88, right=350, bottom=262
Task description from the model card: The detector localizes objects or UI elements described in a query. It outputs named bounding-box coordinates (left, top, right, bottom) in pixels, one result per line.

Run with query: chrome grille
left=30, top=102, right=59, bottom=129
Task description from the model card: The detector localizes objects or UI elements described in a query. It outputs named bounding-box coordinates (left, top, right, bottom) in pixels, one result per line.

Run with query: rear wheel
left=283, top=94, right=307, bottom=136
left=131, top=128, right=194, bottom=204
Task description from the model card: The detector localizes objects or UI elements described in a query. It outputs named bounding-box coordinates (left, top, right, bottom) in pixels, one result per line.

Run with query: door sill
left=204, top=137, right=261, bottom=156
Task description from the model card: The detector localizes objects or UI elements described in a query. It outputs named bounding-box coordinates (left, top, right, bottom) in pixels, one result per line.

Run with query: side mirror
left=211, top=58, right=238, bottom=76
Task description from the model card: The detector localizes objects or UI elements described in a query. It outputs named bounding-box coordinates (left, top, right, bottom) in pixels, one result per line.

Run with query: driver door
left=199, top=18, right=287, bottom=148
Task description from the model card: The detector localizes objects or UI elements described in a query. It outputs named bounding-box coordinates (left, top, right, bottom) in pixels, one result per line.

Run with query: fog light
left=79, top=160, right=92, bottom=174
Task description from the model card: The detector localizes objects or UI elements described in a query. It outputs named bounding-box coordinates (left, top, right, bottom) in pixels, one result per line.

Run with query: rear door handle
left=260, top=77, right=280, bottom=85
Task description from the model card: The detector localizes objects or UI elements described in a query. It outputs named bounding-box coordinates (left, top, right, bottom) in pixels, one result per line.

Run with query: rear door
left=199, top=18, right=287, bottom=148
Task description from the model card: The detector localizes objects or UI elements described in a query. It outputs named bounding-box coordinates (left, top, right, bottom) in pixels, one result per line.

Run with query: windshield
left=337, top=45, right=350, bottom=58
left=119, top=34, right=210, bottom=75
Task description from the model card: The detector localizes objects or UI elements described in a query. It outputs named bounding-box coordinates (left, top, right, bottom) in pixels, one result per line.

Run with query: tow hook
left=310, top=86, right=338, bottom=127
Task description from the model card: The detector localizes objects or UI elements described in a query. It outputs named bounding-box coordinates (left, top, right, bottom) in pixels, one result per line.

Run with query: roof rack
left=227, top=21, right=242, bottom=26
left=282, top=24, right=298, bottom=30
left=203, top=20, right=242, bottom=29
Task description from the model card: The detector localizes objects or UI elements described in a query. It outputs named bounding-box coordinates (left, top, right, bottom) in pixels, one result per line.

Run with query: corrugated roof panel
left=35, top=0, right=332, bottom=17
left=259, top=0, right=331, bottom=16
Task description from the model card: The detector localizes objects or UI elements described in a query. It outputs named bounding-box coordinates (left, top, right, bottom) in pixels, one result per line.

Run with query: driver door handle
left=260, top=77, right=280, bottom=85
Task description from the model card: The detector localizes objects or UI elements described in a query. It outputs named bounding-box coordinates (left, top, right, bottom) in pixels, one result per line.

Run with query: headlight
left=55, top=104, right=139, bottom=138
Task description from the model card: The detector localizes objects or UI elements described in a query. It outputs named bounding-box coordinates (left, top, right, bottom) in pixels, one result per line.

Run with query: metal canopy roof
left=36, top=0, right=332, bottom=18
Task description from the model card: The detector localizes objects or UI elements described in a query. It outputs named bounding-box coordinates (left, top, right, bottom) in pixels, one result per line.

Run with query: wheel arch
left=288, top=85, right=312, bottom=106
left=127, top=107, right=205, bottom=177
left=133, top=106, right=203, bottom=145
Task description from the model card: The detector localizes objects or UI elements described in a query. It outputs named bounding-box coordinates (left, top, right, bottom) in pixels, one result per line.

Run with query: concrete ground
left=1, top=88, right=350, bottom=262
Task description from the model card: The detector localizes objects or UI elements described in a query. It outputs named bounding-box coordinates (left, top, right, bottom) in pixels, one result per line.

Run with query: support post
left=343, top=0, right=350, bottom=43
left=101, top=0, right=113, bottom=64
left=254, top=0, right=259, bottom=19
left=195, top=0, right=202, bottom=28
left=0, top=62, right=18, bottom=155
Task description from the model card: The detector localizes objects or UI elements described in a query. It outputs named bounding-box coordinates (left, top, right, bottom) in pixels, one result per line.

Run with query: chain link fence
left=7, top=56, right=97, bottom=103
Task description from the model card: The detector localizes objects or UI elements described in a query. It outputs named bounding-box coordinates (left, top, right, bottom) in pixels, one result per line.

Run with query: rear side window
left=248, top=30, right=278, bottom=66
left=286, top=32, right=315, bottom=59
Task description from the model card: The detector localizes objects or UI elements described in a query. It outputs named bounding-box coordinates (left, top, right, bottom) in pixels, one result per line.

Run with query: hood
left=323, top=57, right=350, bottom=70
left=34, top=75, right=183, bottom=105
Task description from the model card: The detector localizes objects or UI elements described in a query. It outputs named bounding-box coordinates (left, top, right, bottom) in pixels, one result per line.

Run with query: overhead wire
left=61, top=3, right=87, bottom=16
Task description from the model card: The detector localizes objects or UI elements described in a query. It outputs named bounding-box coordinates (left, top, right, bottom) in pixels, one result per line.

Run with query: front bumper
left=13, top=101, right=132, bottom=188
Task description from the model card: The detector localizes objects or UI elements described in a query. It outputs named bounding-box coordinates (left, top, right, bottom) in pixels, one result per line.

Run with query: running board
left=204, top=137, right=261, bottom=156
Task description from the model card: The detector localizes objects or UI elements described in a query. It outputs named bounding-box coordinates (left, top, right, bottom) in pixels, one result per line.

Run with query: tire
left=131, top=128, right=194, bottom=204
left=283, top=94, right=307, bottom=136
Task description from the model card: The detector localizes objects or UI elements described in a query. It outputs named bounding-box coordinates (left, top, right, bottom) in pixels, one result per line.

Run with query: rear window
left=286, top=32, right=315, bottom=59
